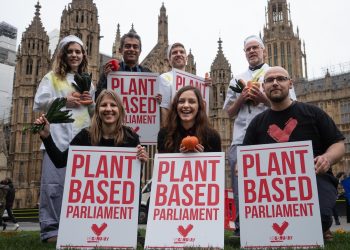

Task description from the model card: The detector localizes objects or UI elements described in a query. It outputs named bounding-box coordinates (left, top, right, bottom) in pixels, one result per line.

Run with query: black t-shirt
left=42, top=126, right=140, bottom=168
left=243, top=101, right=344, bottom=158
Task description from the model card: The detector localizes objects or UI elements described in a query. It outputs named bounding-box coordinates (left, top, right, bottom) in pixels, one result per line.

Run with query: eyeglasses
left=264, top=76, right=290, bottom=84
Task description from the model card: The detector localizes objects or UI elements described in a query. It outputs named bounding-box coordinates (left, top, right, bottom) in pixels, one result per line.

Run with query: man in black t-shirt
left=243, top=66, right=345, bottom=241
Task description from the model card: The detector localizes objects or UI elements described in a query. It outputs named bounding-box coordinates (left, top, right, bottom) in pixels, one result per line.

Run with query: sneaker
left=323, top=229, right=333, bottom=242
left=14, top=223, right=20, bottom=231
left=2, top=223, right=7, bottom=231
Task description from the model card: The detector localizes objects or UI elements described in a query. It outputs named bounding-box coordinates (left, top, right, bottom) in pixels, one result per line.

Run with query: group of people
left=31, top=30, right=345, bottom=245
left=0, top=177, right=19, bottom=231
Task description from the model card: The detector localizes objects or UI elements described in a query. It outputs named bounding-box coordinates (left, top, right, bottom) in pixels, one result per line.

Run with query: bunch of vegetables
left=24, top=98, right=74, bottom=134
left=229, top=79, right=260, bottom=113
left=72, top=72, right=93, bottom=105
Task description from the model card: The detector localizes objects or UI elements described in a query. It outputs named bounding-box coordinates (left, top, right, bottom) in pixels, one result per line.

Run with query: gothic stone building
left=7, top=0, right=350, bottom=207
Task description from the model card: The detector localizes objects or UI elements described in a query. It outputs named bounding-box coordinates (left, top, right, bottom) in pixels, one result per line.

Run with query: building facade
left=8, top=2, right=51, bottom=208
left=6, top=0, right=350, bottom=207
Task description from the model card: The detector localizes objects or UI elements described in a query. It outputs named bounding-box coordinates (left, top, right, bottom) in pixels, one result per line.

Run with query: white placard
left=107, top=72, right=160, bottom=144
left=172, top=69, right=210, bottom=114
left=237, top=141, right=324, bottom=248
left=57, top=146, right=141, bottom=249
left=145, top=152, right=225, bottom=249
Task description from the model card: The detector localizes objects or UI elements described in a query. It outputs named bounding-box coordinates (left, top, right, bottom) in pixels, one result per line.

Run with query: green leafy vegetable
left=24, top=98, right=74, bottom=134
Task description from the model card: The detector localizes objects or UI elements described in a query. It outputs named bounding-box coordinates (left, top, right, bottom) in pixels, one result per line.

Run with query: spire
left=129, top=23, right=136, bottom=33
left=218, top=37, right=223, bottom=52
left=158, top=3, right=168, bottom=44
left=35, top=1, right=41, bottom=17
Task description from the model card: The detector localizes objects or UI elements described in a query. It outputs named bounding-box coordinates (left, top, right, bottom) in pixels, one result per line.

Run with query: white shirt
left=33, top=71, right=94, bottom=151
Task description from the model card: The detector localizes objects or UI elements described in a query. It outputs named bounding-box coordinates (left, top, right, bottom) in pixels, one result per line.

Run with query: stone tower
left=141, top=3, right=170, bottom=74
left=263, top=0, right=307, bottom=80
left=112, top=23, right=122, bottom=60
left=141, top=3, right=196, bottom=74
left=209, top=38, right=232, bottom=187
left=59, top=0, right=100, bottom=84
left=8, top=1, right=51, bottom=208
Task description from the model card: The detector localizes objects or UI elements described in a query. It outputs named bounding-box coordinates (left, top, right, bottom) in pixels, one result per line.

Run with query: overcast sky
left=1, top=0, right=350, bottom=79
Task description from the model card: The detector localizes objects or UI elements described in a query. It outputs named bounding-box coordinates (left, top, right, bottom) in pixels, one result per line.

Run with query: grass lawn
left=0, top=230, right=349, bottom=249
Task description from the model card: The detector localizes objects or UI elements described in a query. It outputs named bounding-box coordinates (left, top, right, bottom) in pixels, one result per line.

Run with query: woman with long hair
left=157, top=85, right=221, bottom=153
left=35, top=89, right=147, bottom=168
left=33, top=35, right=94, bottom=242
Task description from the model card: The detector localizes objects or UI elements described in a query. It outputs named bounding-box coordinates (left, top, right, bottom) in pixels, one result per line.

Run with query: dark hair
left=120, top=31, right=142, bottom=51
left=163, top=85, right=212, bottom=152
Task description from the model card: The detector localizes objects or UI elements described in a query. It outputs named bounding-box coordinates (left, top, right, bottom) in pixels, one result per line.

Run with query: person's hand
left=179, top=143, right=204, bottom=153
left=136, top=145, right=148, bottom=163
left=66, top=93, right=81, bottom=108
left=155, top=93, right=162, bottom=104
left=248, top=85, right=269, bottom=106
left=34, top=114, right=50, bottom=139
left=103, top=62, right=113, bottom=77
left=239, top=87, right=252, bottom=102
left=80, top=91, right=93, bottom=105
left=314, top=155, right=331, bottom=174
left=204, top=77, right=212, bottom=87
left=194, top=144, right=205, bottom=153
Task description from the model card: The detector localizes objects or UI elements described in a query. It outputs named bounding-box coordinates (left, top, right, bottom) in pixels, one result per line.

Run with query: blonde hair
left=89, top=90, right=126, bottom=146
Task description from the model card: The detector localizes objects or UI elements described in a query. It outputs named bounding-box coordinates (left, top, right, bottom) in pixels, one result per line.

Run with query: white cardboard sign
left=237, top=141, right=324, bottom=248
left=107, top=72, right=160, bottom=144
left=172, top=69, right=210, bottom=114
left=57, top=146, right=141, bottom=249
left=145, top=152, right=225, bottom=249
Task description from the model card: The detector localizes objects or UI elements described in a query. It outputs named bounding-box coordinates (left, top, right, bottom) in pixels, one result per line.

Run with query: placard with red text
left=144, top=152, right=225, bottom=249
left=107, top=72, right=159, bottom=144
left=237, top=141, right=324, bottom=248
left=57, top=146, right=141, bottom=249
left=172, top=69, right=209, bottom=114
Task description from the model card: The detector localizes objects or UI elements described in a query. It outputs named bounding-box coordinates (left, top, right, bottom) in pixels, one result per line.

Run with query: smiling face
left=98, top=94, right=120, bottom=126
left=66, top=42, right=83, bottom=72
left=120, top=37, right=141, bottom=67
left=177, top=90, right=199, bottom=129
left=244, top=40, right=264, bottom=67
left=169, top=45, right=187, bottom=70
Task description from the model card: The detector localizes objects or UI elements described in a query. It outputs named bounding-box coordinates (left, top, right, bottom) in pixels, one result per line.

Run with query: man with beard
left=243, top=66, right=345, bottom=241
left=223, top=35, right=296, bottom=237
left=95, top=31, right=151, bottom=99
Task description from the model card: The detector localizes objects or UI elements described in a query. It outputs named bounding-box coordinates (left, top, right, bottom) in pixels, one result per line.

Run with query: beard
left=268, top=91, right=289, bottom=103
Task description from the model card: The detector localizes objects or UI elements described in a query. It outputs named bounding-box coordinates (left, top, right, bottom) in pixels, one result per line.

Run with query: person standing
left=223, top=35, right=271, bottom=236
left=0, top=180, right=9, bottom=231
left=4, top=178, right=20, bottom=230
left=95, top=31, right=151, bottom=99
left=33, top=35, right=94, bottom=242
left=243, top=66, right=345, bottom=241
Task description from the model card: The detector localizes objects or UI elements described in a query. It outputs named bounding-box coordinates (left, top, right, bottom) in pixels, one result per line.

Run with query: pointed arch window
left=268, top=44, right=272, bottom=65
left=19, top=162, right=24, bottom=183
left=26, top=58, right=33, bottom=75
left=280, top=42, right=285, bottom=68
left=21, top=131, right=27, bottom=152
left=220, top=86, right=226, bottom=104
left=87, top=34, right=93, bottom=56
left=273, top=43, right=278, bottom=65
left=36, top=59, right=40, bottom=76
left=23, top=98, right=29, bottom=122
left=81, top=13, right=84, bottom=23
left=287, top=42, right=293, bottom=75
left=76, top=13, right=79, bottom=23
left=213, top=85, right=217, bottom=107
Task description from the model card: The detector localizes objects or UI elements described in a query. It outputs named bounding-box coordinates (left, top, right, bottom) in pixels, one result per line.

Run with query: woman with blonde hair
left=35, top=89, right=148, bottom=168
